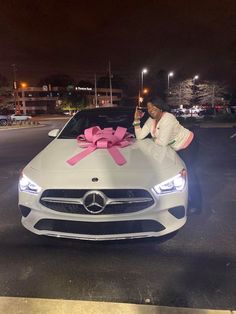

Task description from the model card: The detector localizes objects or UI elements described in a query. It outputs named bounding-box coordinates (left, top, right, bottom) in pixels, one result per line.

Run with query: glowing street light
left=138, top=68, right=148, bottom=107
left=167, top=72, right=174, bottom=91
left=20, top=82, right=28, bottom=88
left=141, top=68, right=148, bottom=96
left=193, top=75, right=199, bottom=83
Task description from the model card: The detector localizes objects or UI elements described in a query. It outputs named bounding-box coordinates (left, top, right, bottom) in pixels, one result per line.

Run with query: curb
left=0, top=297, right=233, bottom=314
left=0, top=124, right=46, bottom=131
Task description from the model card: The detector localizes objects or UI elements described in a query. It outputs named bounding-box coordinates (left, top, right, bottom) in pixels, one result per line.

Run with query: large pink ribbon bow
left=67, top=126, right=134, bottom=166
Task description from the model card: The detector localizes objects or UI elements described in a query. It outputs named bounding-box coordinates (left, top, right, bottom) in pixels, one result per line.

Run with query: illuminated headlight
left=153, top=169, right=186, bottom=195
left=19, top=174, right=41, bottom=194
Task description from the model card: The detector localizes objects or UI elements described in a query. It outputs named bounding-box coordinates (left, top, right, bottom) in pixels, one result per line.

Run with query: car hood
left=24, top=138, right=184, bottom=189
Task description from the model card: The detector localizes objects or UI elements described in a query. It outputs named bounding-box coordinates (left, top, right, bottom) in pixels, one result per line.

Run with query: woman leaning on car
left=133, top=95, right=201, bottom=213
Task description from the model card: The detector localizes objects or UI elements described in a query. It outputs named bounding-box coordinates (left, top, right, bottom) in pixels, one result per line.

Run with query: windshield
left=58, top=107, right=139, bottom=139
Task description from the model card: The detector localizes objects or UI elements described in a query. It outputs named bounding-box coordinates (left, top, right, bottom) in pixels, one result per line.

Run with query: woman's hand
left=134, top=107, right=143, bottom=121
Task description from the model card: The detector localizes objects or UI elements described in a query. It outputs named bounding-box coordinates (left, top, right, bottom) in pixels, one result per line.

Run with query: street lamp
left=141, top=68, right=148, bottom=95
left=167, top=72, right=174, bottom=91
left=138, top=68, right=148, bottom=107
left=192, top=75, right=199, bottom=115
left=20, top=82, right=28, bottom=88
left=193, top=75, right=199, bottom=83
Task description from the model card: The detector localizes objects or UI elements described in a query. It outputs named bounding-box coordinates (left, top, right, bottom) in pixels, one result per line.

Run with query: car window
left=59, top=108, right=136, bottom=139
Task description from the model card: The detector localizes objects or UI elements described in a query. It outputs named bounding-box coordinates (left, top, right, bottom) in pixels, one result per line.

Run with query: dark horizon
left=1, top=0, right=236, bottom=91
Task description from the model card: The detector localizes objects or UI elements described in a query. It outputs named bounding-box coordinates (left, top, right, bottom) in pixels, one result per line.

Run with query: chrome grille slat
left=107, top=197, right=153, bottom=205
left=41, top=197, right=83, bottom=204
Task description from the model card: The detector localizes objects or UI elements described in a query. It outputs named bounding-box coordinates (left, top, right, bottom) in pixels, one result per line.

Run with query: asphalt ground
left=0, top=121, right=235, bottom=311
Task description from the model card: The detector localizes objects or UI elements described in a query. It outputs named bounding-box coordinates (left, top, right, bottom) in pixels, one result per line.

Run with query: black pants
left=178, top=134, right=202, bottom=211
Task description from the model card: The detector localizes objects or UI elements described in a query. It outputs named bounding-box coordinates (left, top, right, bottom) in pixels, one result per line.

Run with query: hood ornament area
left=83, top=191, right=106, bottom=214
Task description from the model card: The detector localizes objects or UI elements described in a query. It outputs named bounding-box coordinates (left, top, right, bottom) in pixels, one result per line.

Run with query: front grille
left=34, top=219, right=165, bottom=235
left=40, top=189, right=154, bottom=215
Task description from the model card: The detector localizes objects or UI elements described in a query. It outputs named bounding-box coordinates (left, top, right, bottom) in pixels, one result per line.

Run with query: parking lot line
left=0, top=297, right=232, bottom=314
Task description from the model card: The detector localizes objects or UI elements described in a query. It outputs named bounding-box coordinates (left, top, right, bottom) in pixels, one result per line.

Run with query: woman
left=133, top=96, right=201, bottom=213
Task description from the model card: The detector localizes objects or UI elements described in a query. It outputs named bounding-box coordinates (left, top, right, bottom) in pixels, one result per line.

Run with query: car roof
left=80, top=106, right=134, bottom=113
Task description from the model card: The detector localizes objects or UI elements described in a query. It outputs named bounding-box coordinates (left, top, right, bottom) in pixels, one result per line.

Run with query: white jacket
left=135, top=112, right=193, bottom=151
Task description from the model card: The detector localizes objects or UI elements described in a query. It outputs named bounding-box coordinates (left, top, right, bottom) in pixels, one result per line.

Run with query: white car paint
left=11, top=114, right=32, bottom=121
left=18, top=107, right=188, bottom=240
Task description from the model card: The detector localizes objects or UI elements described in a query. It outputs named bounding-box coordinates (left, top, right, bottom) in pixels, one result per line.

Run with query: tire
left=0, top=119, right=7, bottom=126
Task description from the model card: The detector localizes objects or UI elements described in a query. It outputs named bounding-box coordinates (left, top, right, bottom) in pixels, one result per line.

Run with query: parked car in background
left=0, top=114, right=10, bottom=126
left=11, top=114, right=32, bottom=121
left=19, top=106, right=188, bottom=241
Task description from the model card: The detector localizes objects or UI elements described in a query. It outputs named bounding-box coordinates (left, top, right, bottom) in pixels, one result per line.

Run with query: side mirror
left=48, top=129, right=60, bottom=138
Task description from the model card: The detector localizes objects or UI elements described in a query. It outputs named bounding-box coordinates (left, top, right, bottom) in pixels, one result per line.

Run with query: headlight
left=19, top=174, right=41, bottom=194
left=153, top=169, right=186, bottom=195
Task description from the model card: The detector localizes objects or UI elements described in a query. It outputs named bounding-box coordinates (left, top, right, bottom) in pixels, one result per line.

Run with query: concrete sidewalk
left=0, top=297, right=234, bottom=314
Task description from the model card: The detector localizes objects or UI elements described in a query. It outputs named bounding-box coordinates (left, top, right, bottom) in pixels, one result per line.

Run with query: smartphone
left=137, top=105, right=147, bottom=113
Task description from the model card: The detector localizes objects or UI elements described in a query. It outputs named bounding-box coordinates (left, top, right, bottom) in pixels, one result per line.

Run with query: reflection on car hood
left=24, top=138, right=184, bottom=188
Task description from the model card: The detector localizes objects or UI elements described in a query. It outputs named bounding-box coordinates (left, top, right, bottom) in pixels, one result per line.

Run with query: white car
left=11, top=114, right=32, bottom=121
left=18, top=107, right=188, bottom=240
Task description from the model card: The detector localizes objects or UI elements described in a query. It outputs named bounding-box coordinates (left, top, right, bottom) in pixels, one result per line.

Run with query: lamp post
left=138, top=68, right=147, bottom=107
left=192, top=75, right=199, bottom=115
left=20, top=82, right=28, bottom=114
left=141, top=68, right=148, bottom=95
left=167, top=72, right=174, bottom=92
left=193, top=75, right=199, bottom=84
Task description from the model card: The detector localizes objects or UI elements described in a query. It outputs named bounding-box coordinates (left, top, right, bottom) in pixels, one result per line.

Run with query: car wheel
left=0, top=119, right=7, bottom=126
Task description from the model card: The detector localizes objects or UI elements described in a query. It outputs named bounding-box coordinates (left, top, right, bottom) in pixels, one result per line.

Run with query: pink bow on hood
left=67, top=126, right=134, bottom=166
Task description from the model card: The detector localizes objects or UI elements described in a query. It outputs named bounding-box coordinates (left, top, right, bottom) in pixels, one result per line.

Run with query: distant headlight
left=19, top=174, right=41, bottom=194
left=153, top=169, right=186, bottom=195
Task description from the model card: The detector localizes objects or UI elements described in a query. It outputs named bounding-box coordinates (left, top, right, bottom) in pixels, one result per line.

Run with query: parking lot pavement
left=0, top=297, right=232, bottom=314
left=199, top=122, right=236, bottom=128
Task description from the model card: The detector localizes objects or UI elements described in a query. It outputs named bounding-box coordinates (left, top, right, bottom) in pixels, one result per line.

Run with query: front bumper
left=19, top=188, right=188, bottom=241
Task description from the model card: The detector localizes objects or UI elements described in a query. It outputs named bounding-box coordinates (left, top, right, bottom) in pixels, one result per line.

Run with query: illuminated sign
left=76, top=87, right=93, bottom=91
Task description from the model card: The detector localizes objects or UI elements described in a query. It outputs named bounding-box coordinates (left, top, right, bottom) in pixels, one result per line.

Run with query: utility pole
left=179, top=84, right=182, bottom=108
left=212, top=84, right=215, bottom=113
left=11, top=64, right=20, bottom=114
left=94, top=74, right=98, bottom=107
left=108, top=61, right=113, bottom=106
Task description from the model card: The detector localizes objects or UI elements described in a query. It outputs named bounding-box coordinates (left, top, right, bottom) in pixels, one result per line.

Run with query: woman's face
left=147, top=102, right=162, bottom=119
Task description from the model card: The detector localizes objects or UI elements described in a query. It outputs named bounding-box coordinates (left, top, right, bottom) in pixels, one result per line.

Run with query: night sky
left=0, top=0, right=236, bottom=90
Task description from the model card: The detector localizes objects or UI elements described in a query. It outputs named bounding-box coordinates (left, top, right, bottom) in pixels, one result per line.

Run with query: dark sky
left=0, top=0, right=236, bottom=88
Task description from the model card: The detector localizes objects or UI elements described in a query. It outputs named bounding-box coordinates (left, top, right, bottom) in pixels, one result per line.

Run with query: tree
left=196, top=81, right=228, bottom=108
left=167, top=79, right=193, bottom=108
left=167, top=79, right=229, bottom=110
left=58, top=91, right=89, bottom=112
left=0, top=87, right=14, bottom=111
left=38, top=74, right=75, bottom=87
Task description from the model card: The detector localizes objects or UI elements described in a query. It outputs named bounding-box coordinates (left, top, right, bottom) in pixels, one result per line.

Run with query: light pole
left=138, top=68, right=148, bottom=107
left=20, top=82, right=28, bottom=114
left=141, top=68, right=148, bottom=95
left=167, top=72, right=174, bottom=92
left=192, top=75, right=199, bottom=115
left=193, top=75, right=199, bottom=84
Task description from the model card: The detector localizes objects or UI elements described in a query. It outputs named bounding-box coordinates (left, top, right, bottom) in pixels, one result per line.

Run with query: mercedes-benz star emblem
left=83, top=191, right=106, bottom=214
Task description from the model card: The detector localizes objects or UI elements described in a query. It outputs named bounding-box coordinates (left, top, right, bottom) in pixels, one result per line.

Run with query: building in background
left=15, top=86, right=123, bottom=114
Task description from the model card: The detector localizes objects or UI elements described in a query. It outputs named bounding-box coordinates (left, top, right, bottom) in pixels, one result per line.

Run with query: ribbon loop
left=67, top=126, right=134, bottom=166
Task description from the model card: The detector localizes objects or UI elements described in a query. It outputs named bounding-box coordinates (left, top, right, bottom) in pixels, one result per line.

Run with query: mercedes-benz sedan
left=19, top=107, right=188, bottom=240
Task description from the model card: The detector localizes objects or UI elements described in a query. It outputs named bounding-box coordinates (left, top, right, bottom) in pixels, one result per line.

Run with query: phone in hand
left=137, top=104, right=147, bottom=113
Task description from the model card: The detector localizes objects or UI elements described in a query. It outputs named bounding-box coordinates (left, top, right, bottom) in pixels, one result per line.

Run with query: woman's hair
left=144, top=95, right=170, bottom=112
